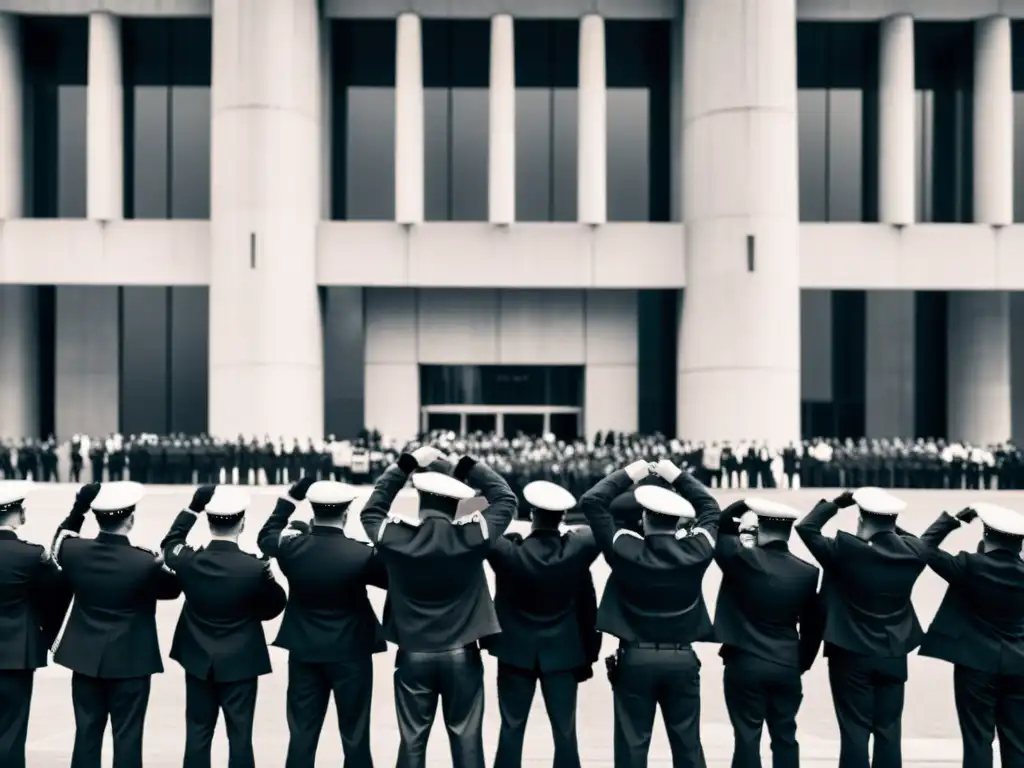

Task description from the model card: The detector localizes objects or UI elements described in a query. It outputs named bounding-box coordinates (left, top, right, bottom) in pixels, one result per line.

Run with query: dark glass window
left=420, top=365, right=583, bottom=407
left=422, top=21, right=489, bottom=221
left=23, top=17, right=88, bottom=218
left=122, top=19, right=211, bottom=219
left=331, top=20, right=396, bottom=221
left=1010, top=24, right=1024, bottom=222
left=915, top=23, right=973, bottom=223
left=606, top=21, right=670, bottom=222
left=797, top=23, right=879, bottom=222
left=514, top=21, right=578, bottom=222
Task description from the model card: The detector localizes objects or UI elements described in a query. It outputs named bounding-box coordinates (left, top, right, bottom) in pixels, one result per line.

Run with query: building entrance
left=420, top=405, right=581, bottom=440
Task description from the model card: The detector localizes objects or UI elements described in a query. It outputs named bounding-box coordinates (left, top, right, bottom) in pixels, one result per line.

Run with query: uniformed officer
left=359, top=445, right=517, bottom=768
left=489, top=480, right=601, bottom=768
left=257, top=477, right=388, bottom=768
left=714, top=497, right=822, bottom=768
left=795, top=487, right=929, bottom=768
left=579, top=459, right=720, bottom=768
left=51, top=481, right=181, bottom=768
left=160, top=485, right=288, bottom=768
left=916, top=502, right=1024, bottom=767
left=0, top=481, right=70, bottom=768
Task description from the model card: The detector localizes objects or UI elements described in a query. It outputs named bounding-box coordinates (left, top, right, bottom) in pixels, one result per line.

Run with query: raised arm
left=651, top=460, right=721, bottom=558
left=161, top=485, right=216, bottom=573
left=51, top=483, right=101, bottom=567
left=579, top=461, right=650, bottom=560
left=360, top=446, right=441, bottom=543
left=714, top=500, right=748, bottom=564
left=797, top=583, right=825, bottom=673
left=254, top=562, right=288, bottom=621
left=918, top=508, right=975, bottom=584
left=257, top=477, right=316, bottom=559
left=795, top=491, right=854, bottom=568
left=453, top=456, right=517, bottom=541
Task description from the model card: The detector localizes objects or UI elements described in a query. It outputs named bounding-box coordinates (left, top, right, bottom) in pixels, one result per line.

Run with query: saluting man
left=258, top=477, right=388, bottom=768
left=160, top=485, right=288, bottom=768
left=916, top=502, right=1024, bottom=767
left=0, top=481, right=71, bottom=768
left=714, top=498, right=822, bottom=768
left=51, top=481, right=182, bottom=768
left=795, top=487, right=929, bottom=768
left=579, top=459, right=720, bottom=768
left=489, top=480, right=602, bottom=768
left=359, top=445, right=517, bottom=768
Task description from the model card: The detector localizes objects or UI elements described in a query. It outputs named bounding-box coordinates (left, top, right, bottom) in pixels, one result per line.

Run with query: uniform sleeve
left=149, top=561, right=183, bottom=601
left=568, top=526, right=600, bottom=565
left=714, top=505, right=744, bottom=566
left=797, top=582, right=825, bottom=673
left=160, top=509, right=201, bottom=573
left=794, top=500, right=841, bottom=568
left=364, top=550, right=389, bottom=590
left=486, top=532, right=520, bottom=568
left=918, top=512, right=967, bottom=584
left=255, top=563, right=288, bottom=621
left=453, top=457, right=517, bottom=542
left=257, top=496, right=302, bottom=559
left=670, top=470, right=721, bottom=547
left=360, top=457, right=416, bottom=544
left=30, top=547, right=73, bottom=648
left=579, top=469, right=637, bottom=561
left=50, top=500, right=90, bottom=570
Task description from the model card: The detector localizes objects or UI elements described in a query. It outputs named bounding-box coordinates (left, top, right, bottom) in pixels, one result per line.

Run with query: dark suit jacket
left=919, top=512, right=1024, bottom=675
left=52, top=511, right=181, bottom=678
left=0, top=529, right=70, bottom=670
left=162, top=511, right=287, bottom=682
left=713, top=510, right=822, bottom=671
left=258, top=497, right=388, bottom=663
left=795, top=500, right=928, bottom=659
left=580, top=469, right=721, bottom=644
left=359, top=454, right=517, bottom=652
left=486, top=526, right=601, bottom=673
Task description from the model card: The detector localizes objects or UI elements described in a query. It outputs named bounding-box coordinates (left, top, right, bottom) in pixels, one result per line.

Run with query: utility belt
left=605, top=640, right=694, bottom=685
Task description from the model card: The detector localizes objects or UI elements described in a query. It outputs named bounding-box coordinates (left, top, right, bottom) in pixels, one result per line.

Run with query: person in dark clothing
left=160, top=484, right=288, bottom=768
left=917, top=502, right=1024, bottom=768
left=714, top=497, right=822, bottom=768
left=51, top=481, right=182, bottom=768
left=489, top=480, right=601, bottom=768
left=258, top=477, right=389, bottom=768
left=0, top=481, right=72, bottom=768
left=359, top=445, right=517, bottom=768
left=795, top=487, right=929, bottom=768
left=579, top=459, right=720, bottom=768
left=40, top=440, right=59, bottom=482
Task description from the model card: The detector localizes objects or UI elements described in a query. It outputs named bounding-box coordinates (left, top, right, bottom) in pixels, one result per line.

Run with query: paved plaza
left=16, top=484, right=1009, bottom=766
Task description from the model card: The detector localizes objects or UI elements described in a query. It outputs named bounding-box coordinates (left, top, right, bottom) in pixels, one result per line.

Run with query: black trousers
left=827, top=652, right=906, bottom=768
left=723, top=652, right=802, bottom=768
left=613, top=645, right=705, bottom=768
left=493, top=663, right=581, bottom=768
left=70, top=672, right=151, bottom=768
left=954, top=665, right=1024, bottom=768
left=183, top=673, right=258, bottom=768
left=285, top=657, right=374, bottom=768
left=393, top=645, right=485, bottom=768
left=0, top=670, right=33, bottom=768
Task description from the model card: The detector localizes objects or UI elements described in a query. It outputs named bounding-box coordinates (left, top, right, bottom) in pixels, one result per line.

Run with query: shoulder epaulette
left=133, top=544, right=160, bottom=557
left=454, top=511, right=489, bottom=539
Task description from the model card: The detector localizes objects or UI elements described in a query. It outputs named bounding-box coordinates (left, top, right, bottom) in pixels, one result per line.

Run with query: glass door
left=425, top=412, right=461, bottom=433
left=466, top=413, right=497, bottom=434
left=549, top=411, right=580, bottom=441
left=503, top=412, right=545, bottom=437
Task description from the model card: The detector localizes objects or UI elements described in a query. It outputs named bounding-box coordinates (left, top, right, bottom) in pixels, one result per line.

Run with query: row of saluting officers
left=0, top=448, right=1022, bottom=768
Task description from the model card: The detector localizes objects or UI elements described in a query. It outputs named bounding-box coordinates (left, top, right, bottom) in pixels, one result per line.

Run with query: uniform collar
left=312, top=526, right=345, bottom=537
left=0, top=529, right=17, bottom=540
left=527, top=527, right=561, bottom=537
left=96, top=532, right=130, bottom=546
left=761, top=540, right=789, bottom=551
left=207, top=539, right=239, bottom=551
left=420, top=509, right=455, bottom=523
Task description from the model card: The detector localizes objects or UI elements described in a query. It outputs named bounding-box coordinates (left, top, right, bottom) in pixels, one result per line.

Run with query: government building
left=0, top=0, right=1022, bottom=446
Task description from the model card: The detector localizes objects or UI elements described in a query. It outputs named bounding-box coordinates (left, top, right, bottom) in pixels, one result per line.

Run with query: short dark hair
left=984, top=529, right=1024, bottom=553
left=758, top=518, right=793, bottom=538
left=531, top=509, right=563, bottom=529
left=96, top=514, right=131, bottom=534
left=311, top=502, right=350, bottom=521
left=208, top=518, right=241, bottom=537
left=642, top=511, right=679, bottom=533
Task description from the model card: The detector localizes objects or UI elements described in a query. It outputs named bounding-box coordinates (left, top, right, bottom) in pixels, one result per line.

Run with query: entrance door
left=549, top=411, right=580, bottom=441
left=466, top=413, right=497, bottom=434
left=503, top=412, right=545, bottom=437
left=426, top=412, right=461, bottom=433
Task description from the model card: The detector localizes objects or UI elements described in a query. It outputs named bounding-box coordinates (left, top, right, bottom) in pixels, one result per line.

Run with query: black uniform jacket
left=161, top=511, right=287, bottom=682
left=918, top=512, right=1024, bottom=675
left=0, top=529, right=70, bottom=670
left=713, top=510, right=822, bottom=671
left=795, top=500, right=928, bottom=658
left=579, top=469, right=721, bottom=644
left=52, top=510, right=181, bottom=678
left=359, top=454, right=517, bottom=652
left=486, top=526, right=601, bottom=673
left=257, top=497, right=388, bottom=663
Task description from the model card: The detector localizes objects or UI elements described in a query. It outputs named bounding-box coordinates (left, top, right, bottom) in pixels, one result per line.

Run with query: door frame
left=420, top=405, right=582, bottom=437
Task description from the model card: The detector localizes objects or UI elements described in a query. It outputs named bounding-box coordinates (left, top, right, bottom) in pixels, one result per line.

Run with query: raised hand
left=955, top=507, right=979, bottom=524
left=833, top=490, right=856, bottom=509
left=188, top=485, right=217, bottom=513
left=288, top=476, right=317, bottom=502
left=411, top=446, right=443, bottom=468
left=74, top=482, right=102, bottom=510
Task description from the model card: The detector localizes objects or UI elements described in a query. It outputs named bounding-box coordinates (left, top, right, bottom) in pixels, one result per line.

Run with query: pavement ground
left=17, top=484, right=1015, bottom=766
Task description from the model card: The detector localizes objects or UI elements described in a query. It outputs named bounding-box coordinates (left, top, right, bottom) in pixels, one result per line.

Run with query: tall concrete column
left=209, top=0, right=323, bottom=439
left=677, top=0, right=800, bottom=443
left=974, top=16, right=1013, bottom=226
left=578, top=15, right=606, bottom=225
left=948, top=292, right=1011, bottom=444
left=395, top=13, right=424, bottom=225
left=878, top=15, right=915, bottom=226
left=489, top=14, right=515, bottom=225
left=86, top=12, right=123, bottom=220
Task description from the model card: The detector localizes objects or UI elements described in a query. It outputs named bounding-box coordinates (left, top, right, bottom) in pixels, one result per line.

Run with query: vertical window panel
left=1012, top=24, right=1024, bottom=221
left=798, top=90, right=828, bottom=222
left=515, top=88, right=552, bottom=222
left=56, top=86, right=87, bottom=218
left=169, top=87, right=211, bottom=219
left=131, top=86, right=169, bottom=219
left=450, top=89, right=489, bottom=221
left=828, top=89, right=864, bottom=221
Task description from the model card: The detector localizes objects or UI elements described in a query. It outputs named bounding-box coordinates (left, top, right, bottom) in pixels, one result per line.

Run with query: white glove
left=411, top=446, right=443, bottom=468
left=653, top=459, right=682, bottom=484
left=624, top=460, right=650, bottom=483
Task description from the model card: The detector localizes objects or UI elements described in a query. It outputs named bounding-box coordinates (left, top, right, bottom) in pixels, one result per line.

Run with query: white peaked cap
left=0, top=481, right=33, bottom=509
left=91, top=481, right=145, bottom=513
left=306, top=481, right=360, bottom=505
left=411, top=472, right=477, bottom=500
left=633, top=485, right=695, bottom=519
left=745, top=497, right=800, bottom=521
left=524, top=480, right=576, bottom=512
left=852, top=487, right=906, bottom=516
left=973, top=502, right=1024, bottom=537
left=205, top=486, right=251, bottom=517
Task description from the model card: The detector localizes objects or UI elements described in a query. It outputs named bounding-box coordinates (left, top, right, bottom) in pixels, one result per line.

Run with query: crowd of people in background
left=1, top=430, right=1023, bottom=496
